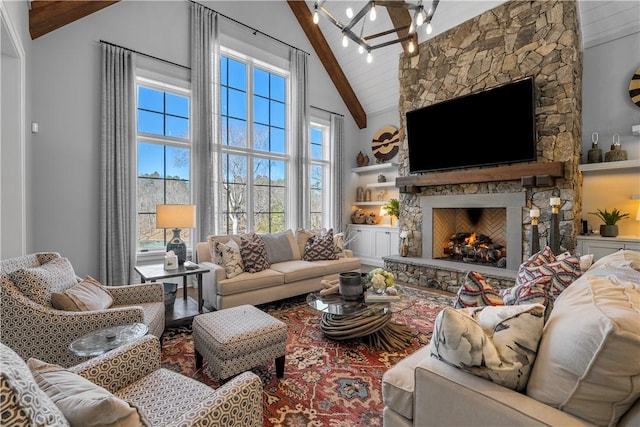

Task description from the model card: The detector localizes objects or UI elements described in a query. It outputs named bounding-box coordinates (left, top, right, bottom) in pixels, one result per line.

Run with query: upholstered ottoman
left=193, top=304, right=287, bottom=380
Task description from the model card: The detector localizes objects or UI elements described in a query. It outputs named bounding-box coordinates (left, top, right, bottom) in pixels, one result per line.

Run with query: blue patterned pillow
left=239, top=233, right=271, bottom=273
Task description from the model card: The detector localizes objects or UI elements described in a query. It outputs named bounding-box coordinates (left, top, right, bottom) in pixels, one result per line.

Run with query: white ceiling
left=307, top=0, right=640, bottom=117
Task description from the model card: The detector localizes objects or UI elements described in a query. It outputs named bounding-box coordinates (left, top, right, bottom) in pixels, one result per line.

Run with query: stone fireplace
left=382, top=0, right=582, bottom=294
left=422, top=193, right=525, bottom=272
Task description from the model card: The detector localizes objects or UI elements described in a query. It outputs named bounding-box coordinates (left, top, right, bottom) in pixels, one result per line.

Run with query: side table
left=134, top=263, right=210, bottom=316
left=69, top=323, right=148, bottom=357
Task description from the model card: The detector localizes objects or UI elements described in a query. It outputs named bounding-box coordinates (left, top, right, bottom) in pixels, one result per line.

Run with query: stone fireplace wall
left=396, top=0, right=583, bottom=263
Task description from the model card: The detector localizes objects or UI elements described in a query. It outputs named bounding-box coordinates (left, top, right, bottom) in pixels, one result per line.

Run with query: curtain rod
left=190, top=1, right=310, bottom=56
left=99, top=40, right=191, bottom=70
left=311, top=105, right=344, bottom=117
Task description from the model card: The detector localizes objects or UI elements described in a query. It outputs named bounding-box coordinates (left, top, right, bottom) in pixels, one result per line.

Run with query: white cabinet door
left=349, top=225, right=374, bottom=258
left=577, top=236, right=640, bottom=261
left=374, top=228, right=399, bottom=258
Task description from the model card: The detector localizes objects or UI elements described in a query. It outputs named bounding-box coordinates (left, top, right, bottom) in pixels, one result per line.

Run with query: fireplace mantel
left=396, top=161, right=564, bottom=192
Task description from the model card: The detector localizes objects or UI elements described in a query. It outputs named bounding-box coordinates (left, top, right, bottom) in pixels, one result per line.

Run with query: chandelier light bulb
left=416, top=10, right=424, bottom=27
left=313, top=10, right=319, bottom=24
left=367, top=51, right=373, bottom=63
left=426, top=22, right=433, bottom=35
left=346, top=7, right=353, bottom=18
left=358, top=45, right=364, bottom=54
left=342, top=34, right=349, bottom=47
left=369, top=3, right=376, bottom=21
left=408, top=41, right=415, bottom=53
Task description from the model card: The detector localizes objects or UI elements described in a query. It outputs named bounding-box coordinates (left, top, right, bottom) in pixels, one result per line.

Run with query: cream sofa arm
left=198, top=261, right=226, bottom=309
left=413, top=356, right=594, bottom=427
left=166, top=371, right=263, bottom=427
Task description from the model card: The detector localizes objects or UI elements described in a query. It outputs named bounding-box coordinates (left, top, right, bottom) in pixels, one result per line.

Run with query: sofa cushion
left=8, top=257, right=78, bottom=306
left=303, top=229, right=338, bottom=261
left=50, top=276, right=114, bottom=311
left=28, top=358, right=143, bottom=427
left=429, top=304, right=545, bottom=391
left=216, top=240, right=244, bottom=279
left=269, top=260, right=326, bottom=283
left=217, top=269, right=284, bottom=296
left=259, top=230, right=297, bottom=263
left=526, top=268, right=640, bottom=426
left=240, top=233, right=271, bottom=273
left=453, top=271, right=505, bottom=308
left=0, top=343, right=69, bottom=426
left=309, top=256, right=361, bottom=275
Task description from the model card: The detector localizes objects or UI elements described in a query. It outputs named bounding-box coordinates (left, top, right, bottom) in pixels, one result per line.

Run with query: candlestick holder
left=530, top=213, right=540, bottom=254
left=549, top=198, right=561, bottom=255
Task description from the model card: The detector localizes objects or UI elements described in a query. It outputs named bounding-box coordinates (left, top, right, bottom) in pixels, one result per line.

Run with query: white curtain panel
left=330, top=114, right=344, bottom=232
left=99, top=44, right=136, bottom=285
left=291, top=48, right=310, bottom=229
left=191, top=3, right=219, bottom=240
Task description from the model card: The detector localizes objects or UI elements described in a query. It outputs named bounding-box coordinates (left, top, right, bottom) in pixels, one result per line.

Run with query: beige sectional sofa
left=382, top=249, right=640, bottom=427
left=196, top=229, right=361, bottom=311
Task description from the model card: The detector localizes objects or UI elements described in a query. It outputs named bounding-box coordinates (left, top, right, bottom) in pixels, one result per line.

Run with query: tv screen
left=406, top=76, right=537, bottom=174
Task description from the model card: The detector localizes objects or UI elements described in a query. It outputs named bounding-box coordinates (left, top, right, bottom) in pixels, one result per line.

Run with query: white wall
left=27, top=1, right=358, bottom=278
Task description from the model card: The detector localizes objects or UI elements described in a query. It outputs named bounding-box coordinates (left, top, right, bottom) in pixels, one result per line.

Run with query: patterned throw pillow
left=50, top=276, right=114, bottom=311
left=502, top=254, right=581, bottom=306
left=216, top=240, right=244, bottom=278
left=454, top=271, right=504, bottom=308
left=333, top=232, right=346, bottom=257
left=240, top=233, right=271, bottom=273
left=303, top=229, right=339, bottom=261
left=8, top=257, right=78, bottom=306
left=429, top=304, right=545, bottom=391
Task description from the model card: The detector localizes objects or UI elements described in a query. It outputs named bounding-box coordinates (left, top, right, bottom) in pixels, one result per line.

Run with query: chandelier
left=312, top=0, right=439, bottom=63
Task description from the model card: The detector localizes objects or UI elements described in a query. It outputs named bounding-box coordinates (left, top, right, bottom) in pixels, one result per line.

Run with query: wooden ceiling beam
left=287, top=0, right=367, bottom=129
left=384, top=1, right=419, bottom=57
left=29, top=1, right=119, bottom=40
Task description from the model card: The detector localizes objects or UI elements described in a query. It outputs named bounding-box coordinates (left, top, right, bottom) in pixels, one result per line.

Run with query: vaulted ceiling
left=28, top=1, right=640, bottom=130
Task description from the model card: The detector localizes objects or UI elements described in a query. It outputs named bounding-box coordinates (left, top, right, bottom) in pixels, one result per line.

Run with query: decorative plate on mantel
left=630, top=67, right=640, bottom=108
left=372, top=125, right=400, bottom=161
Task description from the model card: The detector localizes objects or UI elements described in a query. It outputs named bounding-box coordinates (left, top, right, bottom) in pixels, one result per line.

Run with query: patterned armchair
left=1, top=252, right=165, bottom=367
left=1, top=335, right=263, bottom=426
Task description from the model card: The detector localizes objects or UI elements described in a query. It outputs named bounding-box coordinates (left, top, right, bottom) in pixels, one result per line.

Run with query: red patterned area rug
left=160, top=285, right=454, bottom=426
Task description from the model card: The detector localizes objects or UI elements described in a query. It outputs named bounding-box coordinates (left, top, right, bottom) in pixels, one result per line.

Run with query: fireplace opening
left=433, top=207, right=508, bottom=269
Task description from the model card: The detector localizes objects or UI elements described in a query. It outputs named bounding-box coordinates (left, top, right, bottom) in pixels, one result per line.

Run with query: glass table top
left=306, top=288, right=415, bottom=316
left=69, top=323, right=148, bottom=357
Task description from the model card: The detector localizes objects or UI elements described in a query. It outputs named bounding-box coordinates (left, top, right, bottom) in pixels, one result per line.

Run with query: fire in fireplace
left=443, top=232, right=507, bottom=268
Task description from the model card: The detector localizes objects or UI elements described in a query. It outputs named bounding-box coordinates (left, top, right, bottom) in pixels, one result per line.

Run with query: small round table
left=69, top=323, right=148, bottom=357
left=306, top=290, right=416, bottom=351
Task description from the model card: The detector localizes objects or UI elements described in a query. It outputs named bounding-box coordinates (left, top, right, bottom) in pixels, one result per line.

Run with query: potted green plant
left=588, top=208, right=630, bottom=237
left=382, top=198, right=400, bottom=225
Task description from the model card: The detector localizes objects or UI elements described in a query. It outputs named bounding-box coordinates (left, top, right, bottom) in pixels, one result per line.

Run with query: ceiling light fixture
left=312, top=0, right=439, bottom=62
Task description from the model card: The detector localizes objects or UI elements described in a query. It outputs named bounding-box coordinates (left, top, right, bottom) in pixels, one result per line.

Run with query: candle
left=550, top=197, right=561, bottom=206
left=530, top=208, right=540, bottom=218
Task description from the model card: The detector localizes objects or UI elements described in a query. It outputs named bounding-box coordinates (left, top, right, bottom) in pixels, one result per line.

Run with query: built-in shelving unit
left=366, top=181, right=396, bottom=189
left=352, top=162, right=399, bottom=207
left=578, top=159, right=640, bottom=173
left=352, top=162, right=398, bottom=174
left=353, top=201, right=386, bottom=206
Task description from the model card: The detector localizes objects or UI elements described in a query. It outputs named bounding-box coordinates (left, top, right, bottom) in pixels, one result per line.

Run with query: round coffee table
left=69, top=323, right=148, bottom=357
left=306, top=290, right=416, bottom=351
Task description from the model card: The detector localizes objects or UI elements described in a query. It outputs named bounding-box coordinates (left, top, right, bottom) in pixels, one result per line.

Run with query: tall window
left=219, top=51, right=288, bottom=234
left=309, top=120, right=330, bottom=228
left=136, top=77, right=191, bottom=252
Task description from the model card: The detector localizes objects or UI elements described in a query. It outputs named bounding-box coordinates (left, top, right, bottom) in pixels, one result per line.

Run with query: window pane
left=228, top=88, right=247, bottom=119
left=228, top=58, right=246, bottom=90
left=310, top=127, right=322, bottom=144
left=165, top=180, right=190, bottom=204
left=137, top=177, right=164, bottom=212
left=310, top=188, right=322, bottom=211
left=270, top=213, right=285, bottom=233
left=253, top=95, right=269, bottom=124
left=270, top=127, right=285, bottom=153
left=221, top=116, right=228, bottom=145
left=226, top=183, right=247, bottom=217
left=166, top=116, right=189, bottom=138
left=220, top=56, right=228, bottom=86
left=253, top=186, right=269, bottom=213
left=254, top=68, right=269, bottom=97
left=228, top=118, right=247, bottom=147
left=138, top=142, right=165, bottom=178
left=138, top=110, right=164, bottom=135
left=311, top=143, right=322, bottom=159
left=270, top=160, right=285, bottom=185
left=270, top=100, right=285, bottom=128
left=253, top=123, right=269, bottom=151
left=138, top=213, right=164, bottom=249
left=254, top=213, right=270, bottom=233
left=254, top=158, right=269, bottom=184
left=166, top=93, right=189, bottom=117
left=223, top=154, right=247, bottom=184
left=271, top=187, right=285, bottom=211
left=310, top=213, right=322, bottom=229
left=138, top=86, right=163, bottom=112
left=166, top=146, right=190, bottom=179
left=310, top=165, right=322, bottom=189
left=221, top=87, right=228, bottom=116
left=271, top=75, right=285, bottom=102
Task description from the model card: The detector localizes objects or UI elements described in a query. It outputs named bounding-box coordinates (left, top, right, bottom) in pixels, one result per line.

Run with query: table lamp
left=156, top=204, right=196, bottom=265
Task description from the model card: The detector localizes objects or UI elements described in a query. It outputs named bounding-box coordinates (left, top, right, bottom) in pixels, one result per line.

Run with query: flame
left=465, top=233, right=477, bottom=245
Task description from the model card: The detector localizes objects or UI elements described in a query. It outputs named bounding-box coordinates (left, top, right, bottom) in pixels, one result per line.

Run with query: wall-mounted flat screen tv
left=406, top=76, right=537, bottom=174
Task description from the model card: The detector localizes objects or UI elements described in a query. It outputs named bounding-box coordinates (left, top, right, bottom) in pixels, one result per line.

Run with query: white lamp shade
left=156, top=204, right=196, bottom=229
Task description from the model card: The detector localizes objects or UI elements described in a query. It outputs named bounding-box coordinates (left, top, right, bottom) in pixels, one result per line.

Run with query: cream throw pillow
left=526, top=271, right=640, bottom=426
left=27, top=358, right=143, bottom=427
left=429, top=303, right=545, bottom=391
left=51, top=276, right=114, bottom=311
left=216, top=239, right=244, bottom=278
